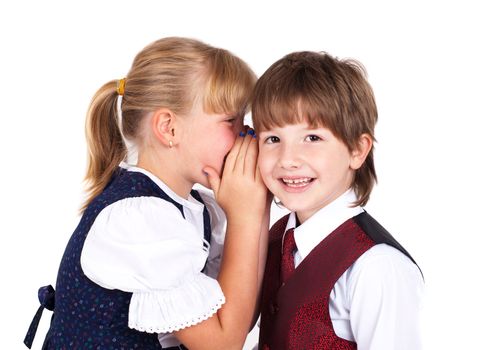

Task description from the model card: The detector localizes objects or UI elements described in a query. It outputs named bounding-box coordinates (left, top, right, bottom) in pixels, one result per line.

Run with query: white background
left=1, top=1, right=478, bottom=349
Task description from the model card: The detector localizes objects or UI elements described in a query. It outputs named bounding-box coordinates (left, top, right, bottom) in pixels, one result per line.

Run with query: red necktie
left=281, top=228, right=297, bottom=284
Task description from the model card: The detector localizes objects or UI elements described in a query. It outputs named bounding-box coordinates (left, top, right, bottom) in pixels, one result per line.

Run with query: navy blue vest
left=26, top=169, right=211, bottom=349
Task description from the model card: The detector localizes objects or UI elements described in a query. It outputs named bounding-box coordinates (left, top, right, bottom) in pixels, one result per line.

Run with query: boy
left=252, top=51, right=423, bottom=350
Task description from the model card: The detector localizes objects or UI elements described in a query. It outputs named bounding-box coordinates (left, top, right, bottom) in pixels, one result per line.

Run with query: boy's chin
left=278, top=198, right=305, bottom=213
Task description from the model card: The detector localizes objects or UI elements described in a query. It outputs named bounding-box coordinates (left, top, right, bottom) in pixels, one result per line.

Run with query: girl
left=24, top=37, right=267, bottom=350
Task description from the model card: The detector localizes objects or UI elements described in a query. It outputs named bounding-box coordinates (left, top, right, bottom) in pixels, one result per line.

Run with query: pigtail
left=82, top=80, right=127, bottom=211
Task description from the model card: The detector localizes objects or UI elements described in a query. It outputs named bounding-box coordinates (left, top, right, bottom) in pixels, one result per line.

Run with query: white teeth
left=282, top=178, right=312, bottom=186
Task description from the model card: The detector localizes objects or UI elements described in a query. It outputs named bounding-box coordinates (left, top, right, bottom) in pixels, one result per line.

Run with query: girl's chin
left=197, top=172, right=213, bottom=190
left=202, top=182, right=212, bottom=190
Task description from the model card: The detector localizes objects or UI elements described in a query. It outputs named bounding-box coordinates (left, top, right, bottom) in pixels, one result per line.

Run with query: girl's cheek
left=224, top=130, right=236, bottom=151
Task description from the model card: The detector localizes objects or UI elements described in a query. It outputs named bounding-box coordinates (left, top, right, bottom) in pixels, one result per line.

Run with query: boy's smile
left=258, top=122, right=356, bottom=223
left=280, top=176, right=315, bottom=192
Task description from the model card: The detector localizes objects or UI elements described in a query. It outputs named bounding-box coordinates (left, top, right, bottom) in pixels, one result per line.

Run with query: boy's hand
left=204, top=129, right=267, bottom=225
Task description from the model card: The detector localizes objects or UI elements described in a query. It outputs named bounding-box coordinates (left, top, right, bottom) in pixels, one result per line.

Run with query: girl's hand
left=204, top=129, right=267, bottom=225
left=176, top=130, right=267, bottom=349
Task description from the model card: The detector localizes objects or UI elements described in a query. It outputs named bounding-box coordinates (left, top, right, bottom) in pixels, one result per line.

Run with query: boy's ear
left=151, top=108, right=177, bottom=147
left=350, top=134, right=373, bottom=170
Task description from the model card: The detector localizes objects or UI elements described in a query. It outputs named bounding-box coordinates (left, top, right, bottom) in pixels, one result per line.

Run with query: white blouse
left=80, top=166, right=226, bottom=347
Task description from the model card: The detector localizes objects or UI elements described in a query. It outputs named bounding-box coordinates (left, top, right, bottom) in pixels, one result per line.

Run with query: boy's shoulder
left=353, top=212, right=420, bottom=269
left=347, top=243, right=424, bottom=296
left=354, top=243, right=417, bottom=270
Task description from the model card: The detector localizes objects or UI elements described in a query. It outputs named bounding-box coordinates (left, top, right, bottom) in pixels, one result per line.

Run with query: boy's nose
left=278, top=145, right=301, bottom=169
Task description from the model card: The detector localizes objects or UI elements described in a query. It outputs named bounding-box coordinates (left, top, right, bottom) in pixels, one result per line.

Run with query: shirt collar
left=121, top=162, right=204, bottom=212
left=285, top=189, right=364, bottom=262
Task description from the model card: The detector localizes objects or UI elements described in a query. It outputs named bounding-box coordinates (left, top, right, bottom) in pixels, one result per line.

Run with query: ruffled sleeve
left=129, top=273, right=225, bottom=333
left=81, top=196, right=225, bottom=333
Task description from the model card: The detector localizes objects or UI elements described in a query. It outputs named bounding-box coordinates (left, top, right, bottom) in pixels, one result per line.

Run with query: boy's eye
left=265, top=136, right=280, bottom=144
left=305, top=135, right=321, bottom=142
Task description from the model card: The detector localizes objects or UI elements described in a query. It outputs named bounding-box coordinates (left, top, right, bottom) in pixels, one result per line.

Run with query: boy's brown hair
left=252, top=51, right=377, bottom=206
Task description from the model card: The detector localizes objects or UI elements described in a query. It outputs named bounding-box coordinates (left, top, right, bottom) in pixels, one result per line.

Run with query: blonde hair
left=252, top=51, right=377, bottom=206
left=83, top=37, right=256, bottom=211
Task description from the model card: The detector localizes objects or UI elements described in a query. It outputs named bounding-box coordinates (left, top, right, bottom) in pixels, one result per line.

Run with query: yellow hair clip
left=117, top=78, right=126, bottom=96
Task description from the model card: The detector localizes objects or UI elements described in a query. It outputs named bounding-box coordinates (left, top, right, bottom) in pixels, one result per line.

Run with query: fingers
left=223, top=127, right=256, bottom=175
left=237, top=128, right=259, bottom=174
left=222, top=132, right=244, bottom=175
left=244, top=133, right=258, bottom=176
left=234, top=130, right=251, bottom=174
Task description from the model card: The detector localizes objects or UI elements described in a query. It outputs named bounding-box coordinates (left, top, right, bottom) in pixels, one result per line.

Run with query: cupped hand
left=204, top=130, right=267, bottom=225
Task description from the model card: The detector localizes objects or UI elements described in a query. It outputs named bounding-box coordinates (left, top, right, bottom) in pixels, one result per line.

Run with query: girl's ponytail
left=83, top=80, right=126, bottom=211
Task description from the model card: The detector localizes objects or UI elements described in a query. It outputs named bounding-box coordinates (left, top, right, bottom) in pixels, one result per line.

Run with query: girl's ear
left=350, top=133, right=373, bottom=170
left=151, top=108, right=177, bottom=147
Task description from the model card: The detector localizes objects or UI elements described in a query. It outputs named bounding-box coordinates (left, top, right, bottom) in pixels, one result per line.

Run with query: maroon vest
left=259, top=212, right=417, bottom=350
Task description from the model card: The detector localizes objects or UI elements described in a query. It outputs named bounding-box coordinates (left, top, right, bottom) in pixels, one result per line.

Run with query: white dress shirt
left=283, top=189, right=424, bottom=350
left=81, top=165, right=227, bottom=347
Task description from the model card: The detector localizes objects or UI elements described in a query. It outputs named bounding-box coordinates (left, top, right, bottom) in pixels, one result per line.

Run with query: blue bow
left=24, top=285, right=55, bottom=349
